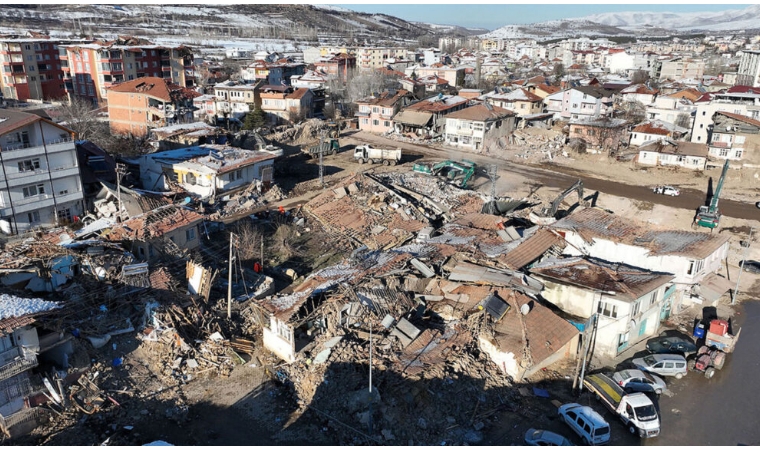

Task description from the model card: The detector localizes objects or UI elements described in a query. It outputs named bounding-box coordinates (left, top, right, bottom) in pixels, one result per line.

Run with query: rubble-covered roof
left=569, top=117, right=627, bottom=128
left=490, top=88, right=543, bottom=103
left=356, top=89, right=410, bottom=107
left=406, top=95, right=467, bottom=113
left=107, top=77, right=193, bottom=102
left=0, top=294, right=60, bottom=335
left=151, top=122, right=218, bottom=140
left=168, top=146, right=277, bottom=175
left=632, top=120, right=687, bottom=136
left=102, top=205, right=204, bottom=242
left=713, top=111, right=760, bottom=129
left=620, top=83, right=658, bottom=95
left=638, top=139, right=708, bottom=157
left=530, top=257, right=674, bottom=301
left=552, top=208, right=729, bottom=259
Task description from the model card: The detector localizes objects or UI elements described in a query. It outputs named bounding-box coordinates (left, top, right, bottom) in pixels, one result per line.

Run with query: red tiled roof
left=107, top=77, right=188, bottom=102
left=632, top=122, right=672, bottom=135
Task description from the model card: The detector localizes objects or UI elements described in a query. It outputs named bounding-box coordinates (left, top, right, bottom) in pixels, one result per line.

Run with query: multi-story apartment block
left=0, top=36, right=83, bottom=102
left=657, top=57, right=705, bottom=81
left=691, top=86, right=760, bottom=144
left=355, top=89, right=413, bottom=134
left=737, top=50, right=760, bottom=87
left=106, top=77, right=198, bottom=137
left=353, top=47, right=408, bottom=70
left=0, top=110, right=84, bottom=235
left=260, top=86, right=314, bottom=125
left=313, top=53, right=356, bottom=83
left=61, top=39, right=194, bottom=106
left=544, top=86, right=615, bottom=121
left=706, top=111, right=760, bottom=161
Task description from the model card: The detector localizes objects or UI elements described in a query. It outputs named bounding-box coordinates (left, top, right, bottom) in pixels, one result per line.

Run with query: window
left=56, top=207, right=72, bottom=223
left=22, top=184, right=45, bottom=197
left=736, top=150, right=743, bottom=158
left=631, top=301, right=641, bottom=317
left=719, top=149, right=728, bottom=157
left=686, top=259, right=704, bottom=276
left=647, top=290, right=658, bottom=307
left=17, top=159, right=40, bottom=172
left=384, top=121, right=390, bottom=127
left=27, top=211, right=40, bottom=223
left=373, top=119, right=379, bottom=126
left=597, top=301, right=618, bottom=318
left=186, top=228, right=196, bottom=241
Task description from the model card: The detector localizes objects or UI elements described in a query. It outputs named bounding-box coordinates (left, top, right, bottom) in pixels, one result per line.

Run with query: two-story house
left=485, top=88, right=544, bottom=117
left=551, top=208, right=730, bottom=316
left=312, top=53, right=355, bottom=83
left=619, top=83, right=659, bottom=105
left=637, top=139, right=709, bottom=170
left=392, top=94, right=468, bottom=138
left=213, top=80, right=262, bottom=120
left=544, top=86, right=615, bottom=120
left=531, top=257, right=674, bottom=358
left=707, top=111, right=760, bottom=162
left=0, top=110, right=85, bottom=235
left=629, top=120, right=688, bottom=147
left=106, top=76, right=199, bottom=137
left=568, top=117, right=628, bottom=151
left=444, top=103, right=517, bottom=151
left=259, top=86, right=314, bottom=125
left=355, top=89, right=413, bottom=134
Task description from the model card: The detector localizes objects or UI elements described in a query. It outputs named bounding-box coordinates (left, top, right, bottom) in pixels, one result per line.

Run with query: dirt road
left=349, top=132, right=760, bottom=223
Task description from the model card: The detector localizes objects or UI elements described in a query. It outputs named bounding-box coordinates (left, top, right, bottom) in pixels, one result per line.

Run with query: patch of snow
left=313, top=5, right=353, bottom=13
left=0, top=294, right=60, bottom=320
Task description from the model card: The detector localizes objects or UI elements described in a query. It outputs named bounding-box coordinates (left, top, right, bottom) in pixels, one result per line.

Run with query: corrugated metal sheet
left=501, top=228, right=564, bottom=270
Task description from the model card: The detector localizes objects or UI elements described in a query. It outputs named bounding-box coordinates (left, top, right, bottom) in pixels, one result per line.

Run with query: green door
left=638, top=318, right=648, bottom=337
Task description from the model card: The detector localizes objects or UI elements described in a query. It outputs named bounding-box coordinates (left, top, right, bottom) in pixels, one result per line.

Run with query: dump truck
left=412, top=160, right=477, bottom=189
left=304, top=138, right=340, bottom=158
left=353, top=144, right=402, bottom=165
left=583, top=373, right=661, bottom=438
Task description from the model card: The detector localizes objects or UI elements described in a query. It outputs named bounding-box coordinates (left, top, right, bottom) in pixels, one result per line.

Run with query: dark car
left=741, top=260, right=760, bottom=274
left=646, top=336, right=697, bottom=357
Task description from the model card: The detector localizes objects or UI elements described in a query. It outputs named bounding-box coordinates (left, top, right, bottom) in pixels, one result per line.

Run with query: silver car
left=632, top=354, right=688, bottom=379
left=612, top=369, right=667, bottom=395
left=524, top=428, right=574, bottom=446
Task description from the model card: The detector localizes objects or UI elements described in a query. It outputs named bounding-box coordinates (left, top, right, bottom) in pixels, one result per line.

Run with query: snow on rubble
left=0, top=294, right=60, bottom=320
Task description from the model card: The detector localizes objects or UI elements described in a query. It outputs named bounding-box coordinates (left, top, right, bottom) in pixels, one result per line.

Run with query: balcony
left=55, top=190, right=84, bottom=204
left=0, top=347, right=37, bottom=381
left=12, top=193, right=54, bottom=209
left=49, top=166, right=80, bottom=180
left=1, top=139, right=74, bottom=159
left=5, top=170, right=50, bottom=185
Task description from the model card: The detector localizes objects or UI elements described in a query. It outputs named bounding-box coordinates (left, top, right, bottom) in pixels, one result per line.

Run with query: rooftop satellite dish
left=520, top=303, right=531, bottom=315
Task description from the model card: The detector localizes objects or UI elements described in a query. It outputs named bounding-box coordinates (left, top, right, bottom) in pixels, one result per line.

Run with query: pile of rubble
left=268, top=119, right=334, bottom=146
left=210, top=183, right=289, bottom=219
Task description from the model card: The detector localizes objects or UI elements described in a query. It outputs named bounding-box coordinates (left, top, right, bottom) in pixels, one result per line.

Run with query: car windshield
left=642, top=355, right=657, bottom=366
left=594, top=426, right=610, bottom=436
left=634, top=405, right=658, bottom=421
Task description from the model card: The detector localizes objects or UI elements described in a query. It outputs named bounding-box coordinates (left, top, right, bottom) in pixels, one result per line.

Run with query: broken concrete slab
left=410, top=258, right=435, bottom=278
left=395, top=318, right=421, bottom=341
left=333, top=187, right=347, bottom=199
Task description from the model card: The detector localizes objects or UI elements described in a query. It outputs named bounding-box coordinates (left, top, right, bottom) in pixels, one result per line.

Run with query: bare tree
left=675, top=112, right=691, bottom=129
left=619, top=100, right=646, bottom=124
left=630, top=69, right=650, bottom=85
left=56, top=96, right=106, bottom=141
left=346, top=70, right=400, bottom=103
left=553, top=63, right=565, bottom=85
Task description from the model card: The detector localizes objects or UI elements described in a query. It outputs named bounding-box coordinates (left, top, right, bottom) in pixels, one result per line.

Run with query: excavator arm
left=541, top=179, right=584, bottom=217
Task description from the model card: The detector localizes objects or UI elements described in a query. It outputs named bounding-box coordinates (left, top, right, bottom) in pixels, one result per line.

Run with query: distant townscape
left=0, top=3, right=757, bottom=447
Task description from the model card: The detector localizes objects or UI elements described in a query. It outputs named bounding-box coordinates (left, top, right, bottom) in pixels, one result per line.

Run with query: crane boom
left=695, top=160, right=730, bottom=229
left=709, top=160, right=730, bottom=212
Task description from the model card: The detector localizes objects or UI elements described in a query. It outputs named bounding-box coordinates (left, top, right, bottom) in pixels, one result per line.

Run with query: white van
left=558, top=403, right=611, bottom=445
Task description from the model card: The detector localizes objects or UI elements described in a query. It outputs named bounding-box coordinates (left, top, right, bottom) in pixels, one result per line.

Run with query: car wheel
left=629, top=425, right=637, bottom=435
left=583, top=436, right=591, bottom=446
left=656, top=388, right=663, bottom=395
left=705, top=368, right=716, bottom=379
left=675, top=372, right=684, bottom=380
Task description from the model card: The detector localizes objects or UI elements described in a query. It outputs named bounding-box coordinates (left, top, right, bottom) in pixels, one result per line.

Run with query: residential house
left=619, top=83, right=659, bottom=105
left=0, top=110, right=85, bottom=235
left=544, top=86, right=615, bottom=120
left=457, top=88, right=484, bottom=100
left=0, top=295, right=63, bottom=438
left=102, top=204, right=203, bottom=261
left=213, top=80, right=261, bottom=120
left=568, top=117, right=628, bottom=150
left=313, top=53, right=355, bottom=83
left=485, top=88, right=544, bottom=117
left=416, top=74, right=451, bottom=93
left=638, top=139, right=708, bottom=170
left=529, top=84, right=561, bottom=99
left=645, top=94, right=696, bottom=129
left=134, top=144, right=278, bottom=198
left=392, top=94, right=468, bottom=138
left=404, top=65, right=465, bottom=88
left=192, top=94, right=216, bottom=122
left=148, top=122, right=219, bottom=151
left=707, top=111, right=760, bottom=162
left=290, top=70, right=328, bottom=90
left=551, top=208, right=731, bottom=314
left=355, top=89, right=413, bottom=134
left=691, top=86, right=760, bottom=144
left=444, top=103, right=517, bottom=151
left=531, top=257, right=674, bottom=358
left=259, top=86, right=314, bottom=125
left=474, top=287, right=579, bottom=380
left=75, top=140, right=116, bottom=210
left=629, top=120, right=688, bottom=147
left=106, top=76, right=198, bottom=137
left=61, top=38, right=194, bottom=105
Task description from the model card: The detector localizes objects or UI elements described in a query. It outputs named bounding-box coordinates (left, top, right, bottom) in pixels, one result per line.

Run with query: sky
left=336, top=4, right=748, bottom=30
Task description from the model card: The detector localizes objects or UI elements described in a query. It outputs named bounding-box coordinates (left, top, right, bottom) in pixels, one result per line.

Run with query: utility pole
left=260, top=234, right=264, bottom=271
left=115, top=163, right=127, bottom=221
left=368, top=319, right=373, bottom=435
left=732, top=227, right=754, bottom=305
left=487, top=164, right=498, bottom=214
left=227, top=233, right=237, bottom=319
left=319, top=131, right=326, bottom=188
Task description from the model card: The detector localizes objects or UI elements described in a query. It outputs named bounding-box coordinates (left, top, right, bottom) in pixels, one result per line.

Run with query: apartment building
left=355, top=89, right=413, bottom=134
left=259, top=86, right=314, bottom=125
left=0, top=36, right=79, bottom=102
left=691, top=86, right=760, bottom=144
left=61, top=39, right=194, bottom=106
left=737, top=50, right=760, bottom=87
left=213, top=80, right=262, bottom=120
left=354, top=46, right=408, bottom=70
left=106, top=77, right=198, bottom=137
left=0, top=110, right=84, bottom=235
left=657, top=57, right=705, bottom=82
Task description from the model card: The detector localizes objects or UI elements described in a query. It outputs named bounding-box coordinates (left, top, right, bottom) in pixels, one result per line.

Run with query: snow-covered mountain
left=578, top=5, right=760, bottom=32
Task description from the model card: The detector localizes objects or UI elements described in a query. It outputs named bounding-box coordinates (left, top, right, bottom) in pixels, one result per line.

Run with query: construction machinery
left=412, top=160, right=477, bottom=189
left=529, top=179, right=585, bottom=225
left=303, top=121, right=341, bottom=158
left=695, top=160, right=730, bottom=229
left=353, top=144, right=402, bottom=165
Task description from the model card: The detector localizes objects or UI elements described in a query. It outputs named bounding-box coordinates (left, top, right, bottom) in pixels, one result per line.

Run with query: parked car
left=741, top=260, right=760, bottom=274
left=524, top=428, right=574, bottom=446
left=646, top=335, right=698, bottom=357
left=558, top=403, right=610, bottom=445
left=756, top=201, right=760, bottom=209
left=653, top=185, right=680, bottom=196
left=612, top=369, right=667, bottom=395
left=632, top=354, right=688, bottom=379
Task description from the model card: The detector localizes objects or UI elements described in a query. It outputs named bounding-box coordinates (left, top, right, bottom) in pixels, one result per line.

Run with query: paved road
left=645, top=301, right=760, bottom=446
left=351, top=132, right=760, bottom=223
